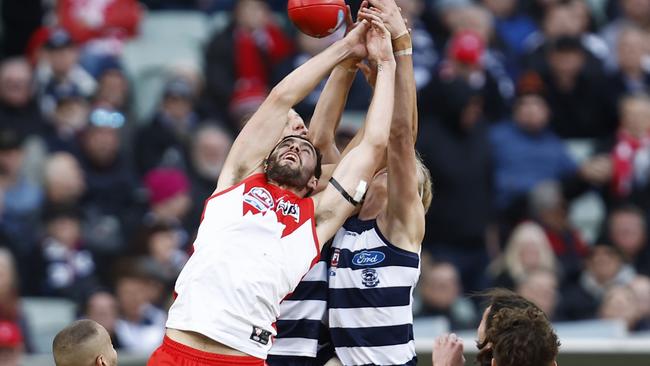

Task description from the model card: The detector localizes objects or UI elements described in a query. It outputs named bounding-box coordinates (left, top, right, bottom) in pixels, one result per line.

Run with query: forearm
left=271, top=39, right=354, bottom=108
left=310, top=62, right=358, bottom=162
left=391, top=34, right=417, bottom=141
left=362, top=60, right=396, bottom=149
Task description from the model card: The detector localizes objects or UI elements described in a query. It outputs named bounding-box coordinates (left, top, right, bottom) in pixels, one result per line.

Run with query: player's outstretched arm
left=215, top=20, right=370, bottom=192
left=309, top=59, right=359, bottom=165
left=314, top=18, right=396, bottom=245
left=310, top=9, right=361, bottom=165
left=362, top=5, right=425, bottom=252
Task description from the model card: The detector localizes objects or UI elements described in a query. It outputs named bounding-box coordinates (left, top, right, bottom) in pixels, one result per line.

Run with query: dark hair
left=475, top=289, right=548, bottom=366
left=488, top=307, right=560, bottom=366
left=266, top=135, right=323, bottom=180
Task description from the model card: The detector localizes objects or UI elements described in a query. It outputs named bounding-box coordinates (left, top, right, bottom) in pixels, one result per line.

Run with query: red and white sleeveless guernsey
left=166, top=173, right=320, bottom=359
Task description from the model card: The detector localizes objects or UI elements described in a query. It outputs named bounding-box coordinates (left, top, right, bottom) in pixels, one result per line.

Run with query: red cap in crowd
left=0, top=321, right=23, bottom=349
left=144, top=168, right=190, bottom=206
left=449, top=30, right=485, bottom=66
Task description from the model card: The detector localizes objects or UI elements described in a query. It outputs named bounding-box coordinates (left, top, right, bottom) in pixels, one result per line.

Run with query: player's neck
left=267, top=179, right=306, bottom=198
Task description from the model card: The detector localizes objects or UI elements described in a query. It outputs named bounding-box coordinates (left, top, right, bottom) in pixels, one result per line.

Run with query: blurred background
left=0, top=0, right=650, bottom=364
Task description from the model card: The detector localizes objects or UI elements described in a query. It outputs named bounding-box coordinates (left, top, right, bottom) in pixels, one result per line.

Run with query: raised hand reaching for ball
left=364, top=14, right=394, bottom=64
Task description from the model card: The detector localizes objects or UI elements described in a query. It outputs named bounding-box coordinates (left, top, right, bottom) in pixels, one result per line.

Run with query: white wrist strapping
left=393, top=48, right=413, bottom=57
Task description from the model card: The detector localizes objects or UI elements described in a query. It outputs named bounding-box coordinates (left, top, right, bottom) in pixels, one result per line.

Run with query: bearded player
left=147, top=16, right=397, bottom=366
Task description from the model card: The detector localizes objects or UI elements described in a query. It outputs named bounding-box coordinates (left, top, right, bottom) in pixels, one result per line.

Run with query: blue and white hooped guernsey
left=328, top=216, right=420, bottom=366
left=267, top=244, right=334, bottom=366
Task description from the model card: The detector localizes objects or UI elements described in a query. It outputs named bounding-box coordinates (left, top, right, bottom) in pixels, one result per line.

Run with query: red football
left=287, top=0, right=348, bottom=38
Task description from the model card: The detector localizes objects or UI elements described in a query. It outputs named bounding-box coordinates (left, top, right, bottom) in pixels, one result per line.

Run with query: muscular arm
left=378, top=35, right=425, bottom=252
left=314, top=40, right=396, bottom=246
left=216, top=25, right=367, bottom=192
left=309, top=60, right=358, bottom=164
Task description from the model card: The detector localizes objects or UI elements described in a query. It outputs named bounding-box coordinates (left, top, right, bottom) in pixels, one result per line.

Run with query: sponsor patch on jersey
left=276, top=198, right=300, bottom=222
left=352, top=250, right=386, bottom=266
left=250, top=325, right=272, bottom=345
left=243, top=187, right=274, bottom=212
left=330, top=248, right=341, bottom=277
left=361, top=268, right=380, bottom=287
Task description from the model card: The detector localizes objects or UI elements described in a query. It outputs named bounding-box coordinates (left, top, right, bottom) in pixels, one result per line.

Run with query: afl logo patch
left=329, top=248, right=341, bottom=277
left=244, top=187, right=274, bottom=212
left=361, top=268, right=379, bottom=287
left=352, top=250, right=385, bottom=266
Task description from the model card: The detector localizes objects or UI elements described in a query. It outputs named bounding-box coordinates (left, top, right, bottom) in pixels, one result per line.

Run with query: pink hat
left=144, top=168, right=189, bottom=206
left=0, top=320, right=23, bottom=348
left=449, top=30, right=485, bottom=66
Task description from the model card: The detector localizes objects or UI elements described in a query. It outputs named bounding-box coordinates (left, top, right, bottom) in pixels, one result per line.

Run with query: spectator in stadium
left=53, top=319, right=117, bottom=366
left=610, top=94, right=650, bottom=202
left=562, top=244, right=636, bottom=321
left=92, top=58, right=130, bottom=113
left=186, top=124, right=232, bottom=229
left=0, top=129, right=43, bottom=264
left=82, top=290, right=122, bottom=349
left=528, top=181, right=589, bottom=283
left=113, top=259, right=166, bottom=354
left=515, top=269, right=561, bottom=321
left=36, top=28, right=96, bottom=115
left=0, top=320, right=24, bottom=366
left=605, top=205, right=650, bottom=276
left=417, top=261, right=478, bottom=330
left=489, top=71, right=576, bottom=224
left=598, top=285, right=650, bottom=331
left=142, top=168, right=191, bottom=248
left=532, top=35, right=614, bottom=138
left=600, top=0, right=650, bottom=67
left=0, top=248, right=32, bottom=353
left=522, top=1, right=609, bottom=72
left=43, top=83, right=90, bottom=154
left=132, top=221, right=188, bottom=287
left=44, top=152, right=86, bottom=207
left=417, top=77, right=493, bottom=293
left=630, top=275, right=650, bottom=328
left=427, top=6, right=512, bottom=122
left=475, top=289, right=560, bottom=366
left=0, top=58, right=46, bottom=137
left=134, top=78, right=198, bottom=175
left=40, top=204, right=97, bottom=302
left=77, top=108, right=140, bottom=258
left=483, top=306, right=560, bottom=366
left=488, top=221, right=558, bottom=290
left=203, top=0, right=294, bottom=125
left=606, top=27, right=650, bottom=111
left=480, top=0, right=537, bottom=73
left=449, top=3, right=514, bottom=103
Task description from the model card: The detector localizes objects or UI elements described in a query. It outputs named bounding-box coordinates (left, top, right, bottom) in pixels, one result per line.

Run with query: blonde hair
left=415, top=151, right=433, bottom=213
left=490, top=222, right=557, bottom=283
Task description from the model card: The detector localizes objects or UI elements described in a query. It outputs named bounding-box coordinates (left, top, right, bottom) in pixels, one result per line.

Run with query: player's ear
left=307, top=176, right=318, bottom=192
left=96, top=355, right=106, bottom=366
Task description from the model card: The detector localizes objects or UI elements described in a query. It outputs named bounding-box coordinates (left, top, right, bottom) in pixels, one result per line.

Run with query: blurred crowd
left=1, top=0, right=650, bottom=361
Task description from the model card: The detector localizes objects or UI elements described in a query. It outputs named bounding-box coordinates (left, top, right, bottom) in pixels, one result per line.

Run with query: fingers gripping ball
left=288, top=0, right=348, bottom=38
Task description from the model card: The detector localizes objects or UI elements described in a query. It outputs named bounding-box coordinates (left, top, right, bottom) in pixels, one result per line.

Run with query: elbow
left=268, top=84, right=294, bottom=107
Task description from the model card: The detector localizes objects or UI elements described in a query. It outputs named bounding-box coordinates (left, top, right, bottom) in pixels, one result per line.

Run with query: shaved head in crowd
left=53, top=319, right=117, bottom=366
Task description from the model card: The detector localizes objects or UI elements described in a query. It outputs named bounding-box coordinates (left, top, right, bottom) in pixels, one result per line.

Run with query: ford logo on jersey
left=352, top=251, right=385, bottom=266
